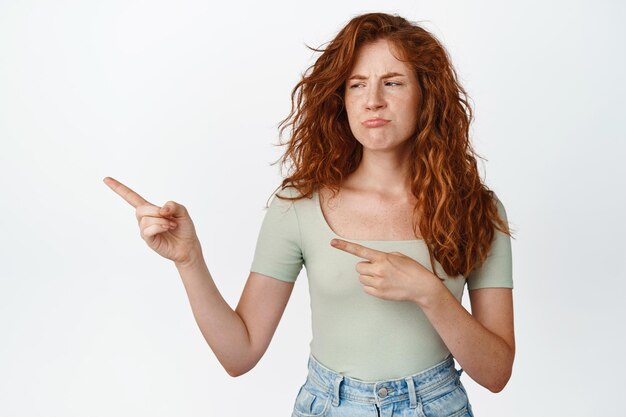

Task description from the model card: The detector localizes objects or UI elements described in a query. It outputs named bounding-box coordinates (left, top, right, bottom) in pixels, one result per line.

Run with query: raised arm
left=103, top=176, right=294, bottom=377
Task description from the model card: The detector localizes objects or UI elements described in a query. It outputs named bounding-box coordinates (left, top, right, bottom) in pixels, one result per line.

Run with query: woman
left=104, top=12, right=514, bottom=417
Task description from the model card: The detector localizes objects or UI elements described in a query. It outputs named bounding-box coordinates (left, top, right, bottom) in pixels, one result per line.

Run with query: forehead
left=349, top=39, right=410, bottom=74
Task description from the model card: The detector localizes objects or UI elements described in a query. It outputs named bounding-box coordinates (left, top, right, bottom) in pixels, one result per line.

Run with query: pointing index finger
left=103, top=176, right=151, bottom=208
left=330, top=238, right=385, bottom=262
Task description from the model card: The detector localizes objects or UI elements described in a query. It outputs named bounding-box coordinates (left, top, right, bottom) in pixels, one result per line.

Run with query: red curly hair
left=268, top=12, right=514, bottom=280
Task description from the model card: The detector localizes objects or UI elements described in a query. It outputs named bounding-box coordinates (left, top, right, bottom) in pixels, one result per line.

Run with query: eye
left=349, top=83, right=364, bottom=89
left=385, top=81, right=402, bottom=86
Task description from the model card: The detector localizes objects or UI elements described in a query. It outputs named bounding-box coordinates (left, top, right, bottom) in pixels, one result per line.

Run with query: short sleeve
left=467, top=193, right=514, bottom=290
left=249, top=187, right=304, bottom=283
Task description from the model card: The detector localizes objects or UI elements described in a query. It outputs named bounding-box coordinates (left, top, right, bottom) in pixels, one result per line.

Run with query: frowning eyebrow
left=347, top=72, right=406, bottom=81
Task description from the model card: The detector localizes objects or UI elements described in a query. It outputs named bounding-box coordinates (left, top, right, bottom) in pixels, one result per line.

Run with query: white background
left=1, top=1, right=624, bottom=416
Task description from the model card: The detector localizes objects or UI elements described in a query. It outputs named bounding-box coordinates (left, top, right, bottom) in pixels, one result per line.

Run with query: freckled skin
left=344, top=38, right=421, bottom=153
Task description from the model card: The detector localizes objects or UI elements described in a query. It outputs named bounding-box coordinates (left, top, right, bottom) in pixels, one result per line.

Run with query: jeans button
left=377, top=387, right=388, bottom=398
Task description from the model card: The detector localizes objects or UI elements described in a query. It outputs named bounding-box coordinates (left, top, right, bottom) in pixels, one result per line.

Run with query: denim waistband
left=305, top=353, right=462, bottom=408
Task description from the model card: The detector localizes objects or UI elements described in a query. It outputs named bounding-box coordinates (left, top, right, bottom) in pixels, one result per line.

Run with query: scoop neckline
left=313, top=189, right=425, bottom=244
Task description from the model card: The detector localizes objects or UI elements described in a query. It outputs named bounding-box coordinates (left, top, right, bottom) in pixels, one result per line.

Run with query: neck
left=345, top=147, right=413, bottom=197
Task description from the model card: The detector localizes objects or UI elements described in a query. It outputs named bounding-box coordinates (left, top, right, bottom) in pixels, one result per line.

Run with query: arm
left=329, top=193, right=514, bottom=391
left=415, top=285, right=515, bottom=393
left=176, top=248, right=294, bottom=377
left=416, top=192, right=515, bottom=392
left=102, top=176, right=295, bottom=377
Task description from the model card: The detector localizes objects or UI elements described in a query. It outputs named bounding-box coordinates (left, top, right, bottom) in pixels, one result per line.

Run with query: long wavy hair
left=267, top=12, right=515, bottom=279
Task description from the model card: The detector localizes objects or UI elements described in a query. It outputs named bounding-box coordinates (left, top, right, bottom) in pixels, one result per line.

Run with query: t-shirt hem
left=467, top=283, right=514, bottom=291
left=249, top=267, right=297, bottom=283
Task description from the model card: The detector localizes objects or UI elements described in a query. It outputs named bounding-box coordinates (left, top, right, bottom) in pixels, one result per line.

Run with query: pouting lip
left=363, top=117, right=390, bottom=122
left=362, top=118, right=391, bottom=127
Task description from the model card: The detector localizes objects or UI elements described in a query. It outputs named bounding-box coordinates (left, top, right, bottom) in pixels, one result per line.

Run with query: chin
left=357, top=135, right=402, bottom=150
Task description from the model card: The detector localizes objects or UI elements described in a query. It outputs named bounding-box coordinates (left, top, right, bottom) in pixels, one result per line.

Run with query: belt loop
left=332, top=375, right=343, bottom=407
left=405, top=376, right=417, bottom=409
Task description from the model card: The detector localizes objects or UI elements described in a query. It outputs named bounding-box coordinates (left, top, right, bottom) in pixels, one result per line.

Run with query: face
left=344, top=38, right=420, bottom=153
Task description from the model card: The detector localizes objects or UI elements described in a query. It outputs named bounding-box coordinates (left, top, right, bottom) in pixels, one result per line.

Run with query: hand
left=330, top=238, right=443, bottom=305
left=103, top=176, right=202, bottom=266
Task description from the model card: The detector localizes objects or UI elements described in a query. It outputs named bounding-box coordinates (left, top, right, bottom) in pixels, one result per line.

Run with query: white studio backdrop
left=1, top=0, right=624, bottom=416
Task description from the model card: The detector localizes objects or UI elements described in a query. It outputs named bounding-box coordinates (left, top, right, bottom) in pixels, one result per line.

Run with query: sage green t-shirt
left=250, top=185, right=513, bottom=382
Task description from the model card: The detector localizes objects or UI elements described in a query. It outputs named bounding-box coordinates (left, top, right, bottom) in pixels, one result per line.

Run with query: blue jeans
left=291, top=353, right=474, bottom=417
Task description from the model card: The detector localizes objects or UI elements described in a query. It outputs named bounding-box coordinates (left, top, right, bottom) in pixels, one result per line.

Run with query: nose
left=365, top=83, right=386, bottom=111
